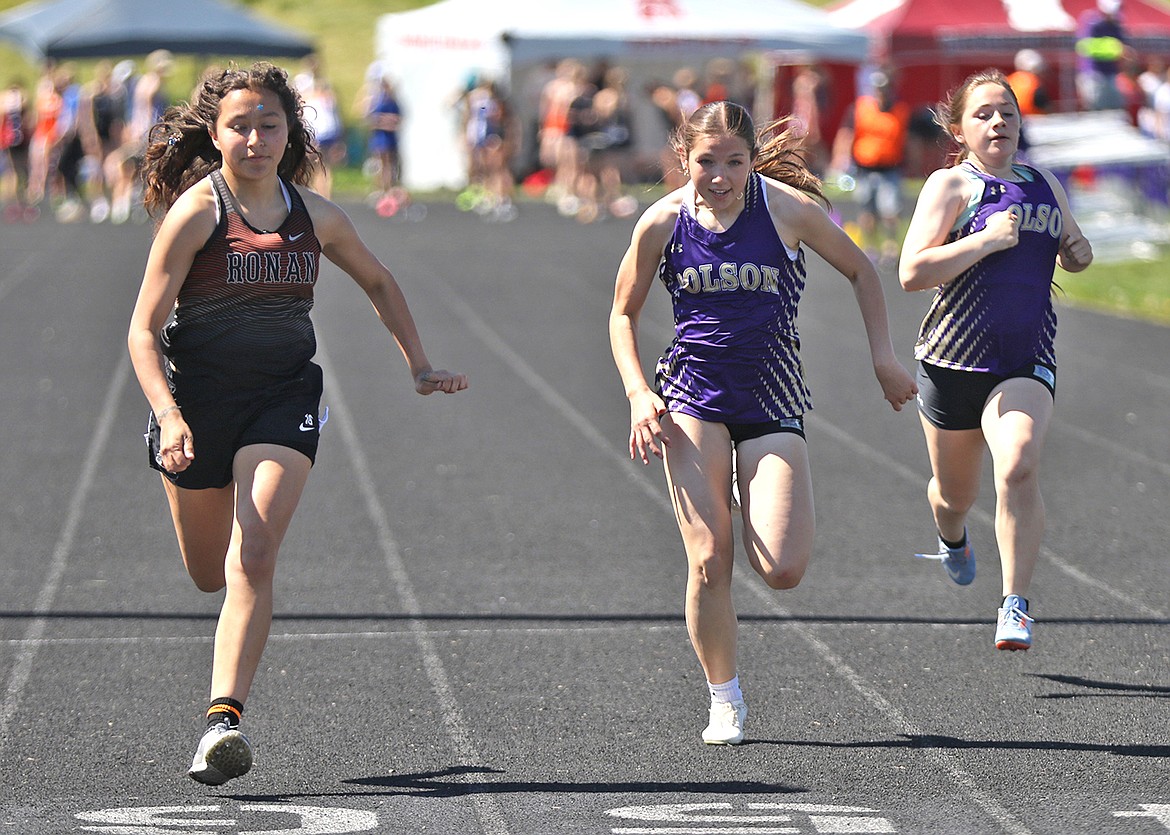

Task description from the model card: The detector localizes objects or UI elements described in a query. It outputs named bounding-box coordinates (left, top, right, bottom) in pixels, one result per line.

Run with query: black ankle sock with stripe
left=1003, top=594, right=1029, bottom=612
left=941, top=532, right=967, bottom=550
left=206, top=697, right=244, bottom=729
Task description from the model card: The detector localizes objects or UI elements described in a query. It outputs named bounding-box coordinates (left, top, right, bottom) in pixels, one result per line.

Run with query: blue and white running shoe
left=995, top=595, right=1034, bottom=651
left=915, top=535, right=975, bottom=586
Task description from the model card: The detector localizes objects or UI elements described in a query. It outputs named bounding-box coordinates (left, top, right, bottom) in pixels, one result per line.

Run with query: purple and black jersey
left=914, top=161, right=1062, bottom=374
left=654, top=171, right=813, bottom=423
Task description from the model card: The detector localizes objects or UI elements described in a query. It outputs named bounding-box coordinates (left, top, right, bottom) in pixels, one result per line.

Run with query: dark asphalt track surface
left=0, top=198, right=1166, bottom=835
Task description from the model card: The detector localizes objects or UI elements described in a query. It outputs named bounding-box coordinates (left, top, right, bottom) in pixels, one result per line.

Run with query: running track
left=0, top=200, right=1166, bottom=834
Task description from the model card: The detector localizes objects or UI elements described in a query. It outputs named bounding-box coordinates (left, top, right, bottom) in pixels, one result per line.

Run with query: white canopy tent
left=375, top=0, right=869, bottom=190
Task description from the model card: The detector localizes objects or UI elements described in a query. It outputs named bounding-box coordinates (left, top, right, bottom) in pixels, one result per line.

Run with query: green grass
left=3, top=0, right=1168, bottom=324
left=1057, top=257, right=1170, bottom=324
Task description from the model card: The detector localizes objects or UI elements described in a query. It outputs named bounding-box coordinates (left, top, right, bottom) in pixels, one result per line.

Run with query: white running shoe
left=995, top=596, right=1034, bottom=651
left=188, top=722, right=253, bottom=785
left=702, top=700, right=747, bottom=745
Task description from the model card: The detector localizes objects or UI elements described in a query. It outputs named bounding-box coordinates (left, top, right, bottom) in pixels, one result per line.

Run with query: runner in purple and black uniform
left=900, top=69, right=1092, bottom=652
left=610, top=100, right=916, bottom=746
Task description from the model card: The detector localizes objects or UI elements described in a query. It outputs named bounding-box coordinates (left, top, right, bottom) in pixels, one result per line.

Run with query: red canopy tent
left=823, top=0, right=1170, bottom=112
left=772, top=0, right=1170, bottom=174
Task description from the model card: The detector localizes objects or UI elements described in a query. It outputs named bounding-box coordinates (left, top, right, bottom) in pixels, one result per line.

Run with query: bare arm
left=126, top=180, right=218, bottom=471
left=304, top=191, right=467, bottom=394
left=608, top=195, right=678, bottom=462
left=898, top=167, right=1022, bottom=292
left=1037, top=168, right=1093, bottom=273
left=773, top=181, right=916, bottom=411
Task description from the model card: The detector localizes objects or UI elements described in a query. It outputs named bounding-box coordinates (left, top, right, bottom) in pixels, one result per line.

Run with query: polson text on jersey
left=1014, top=202, right=1063, bottom=239
left=674, top=262, right=783, bottom=295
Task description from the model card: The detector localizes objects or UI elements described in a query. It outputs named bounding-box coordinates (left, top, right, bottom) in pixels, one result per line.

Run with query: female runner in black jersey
left=127, top=63, right=466, bottom=785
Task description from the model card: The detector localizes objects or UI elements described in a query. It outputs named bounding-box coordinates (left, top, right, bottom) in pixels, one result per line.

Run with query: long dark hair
left=141, top=62, right=318, bottom=217
left=669, top=100, right=825, bottom=204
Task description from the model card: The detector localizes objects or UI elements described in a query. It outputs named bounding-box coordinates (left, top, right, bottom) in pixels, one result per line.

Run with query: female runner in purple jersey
left=127, top=63, right=467, bottom=786
left=899, top=70, right=1092, bottom=652
left=610, top=101, right=916, bottom=745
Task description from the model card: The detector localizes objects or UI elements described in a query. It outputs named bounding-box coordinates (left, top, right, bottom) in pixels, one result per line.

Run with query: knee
left=996, top=450, right=1041, bottom=493
left=931, top=476, right=979, bottom=515
left=752, top=545, right=810, bottom=589
left=743, top=528, right=813, bottom=591
left=689, top=550, right=734, bottom=594
left=759, top=562, right=806, bottom=591
left=232, top=528, right=280, bottom=586
left=190, top=570, right=226, bottom=594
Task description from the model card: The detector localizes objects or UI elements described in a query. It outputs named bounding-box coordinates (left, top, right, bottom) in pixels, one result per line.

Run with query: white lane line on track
left=0, top=621, right=1004, bottom=649
left=432, top=287, right=1045, bottom=832
left=0, top=253, right=36, bottom=305
left=0, top=352, right=129, bottom=749
left=1054, top=420, right=1170, bottom=479
left=433, top=286, right=657, bottom=490
left=316, top=338, right=509, bottom=835
left=4, top=624, right=685, bottom=647
left=1061, top=341, right=1170, bottom=394
left=809, top=416, right=1167, bottom=620
left=440, top=283, right=1163, bottom=620
left=738, top=577, right=1034, bottom=835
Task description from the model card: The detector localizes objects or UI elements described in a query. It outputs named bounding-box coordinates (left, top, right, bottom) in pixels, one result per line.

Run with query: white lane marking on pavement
left=737, top=572, right=1032, bottom=834
left=808, top=415, right=1166, bottom=620
left=76, top=803, right=379, bottom=833
left=316, top=339, right=508, bottom=835
left=0, top=253, right=36, bottom=305
left=433, top=289, right=662, bottom=493
left=1114, top=804, right=1170, bottom=828
left=607, top=801, right=896, bottom=834
left=0, top=353, right=129, bottom=751
left=3, top=620, right=997, bottom=649
left=5, top=623, right=686, bottom=647
left=430, top=292, right=1035, bottom=834
left=1054, top=419, right=1170, bottom=479
left=1062, top=344, right=1170, bottom=394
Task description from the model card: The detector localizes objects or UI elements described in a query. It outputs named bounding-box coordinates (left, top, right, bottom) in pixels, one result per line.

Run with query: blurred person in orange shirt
left=1007, top=49, right=1051, bottom=117
left=830, top=69, right=911, bottom=266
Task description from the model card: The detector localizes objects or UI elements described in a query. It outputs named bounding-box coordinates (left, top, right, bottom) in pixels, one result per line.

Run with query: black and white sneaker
left=188, top=722, right=253, bottom=785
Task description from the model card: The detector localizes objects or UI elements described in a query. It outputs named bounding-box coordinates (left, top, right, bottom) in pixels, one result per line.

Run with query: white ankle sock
left=708, top=675, right=743, bottom=705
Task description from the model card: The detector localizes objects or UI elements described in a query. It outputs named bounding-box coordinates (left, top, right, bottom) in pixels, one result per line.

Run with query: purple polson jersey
left=914, top=161, right=1063, bottom=374
left=655, top=171, right=813, bottom=423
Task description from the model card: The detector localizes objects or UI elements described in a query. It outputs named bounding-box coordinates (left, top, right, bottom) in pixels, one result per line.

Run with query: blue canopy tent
left=0, top=0, right=314, bottom=60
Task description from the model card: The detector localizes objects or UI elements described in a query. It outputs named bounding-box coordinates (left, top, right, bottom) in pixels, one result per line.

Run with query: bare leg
left=663, top=414, right=738, bottom=686
left=162, top=444, right=311, bottom=705
left=162, top=478, right=234, bottom=592
left=981, top=379, right=1053, bottom=598
left=735, top=432, right=815, bottom=591
left=919, top=415, right=985, bottom=545
left=209, top=444, right=311, bottom=704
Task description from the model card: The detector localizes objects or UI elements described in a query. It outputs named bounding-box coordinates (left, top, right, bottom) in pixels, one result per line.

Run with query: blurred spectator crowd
left=3, top=0, right=1170, bottom=230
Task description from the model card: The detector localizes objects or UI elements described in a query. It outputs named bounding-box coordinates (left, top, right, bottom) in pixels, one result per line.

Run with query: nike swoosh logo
left=289, top=231, right=305, bottom=241
left=299, top=422, right=315, bottom=432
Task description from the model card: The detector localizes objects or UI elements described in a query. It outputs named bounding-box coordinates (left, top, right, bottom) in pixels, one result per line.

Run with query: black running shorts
left=916, top=360, right=1055, bottom=431
left=146, top=361, right=324, bottom=489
